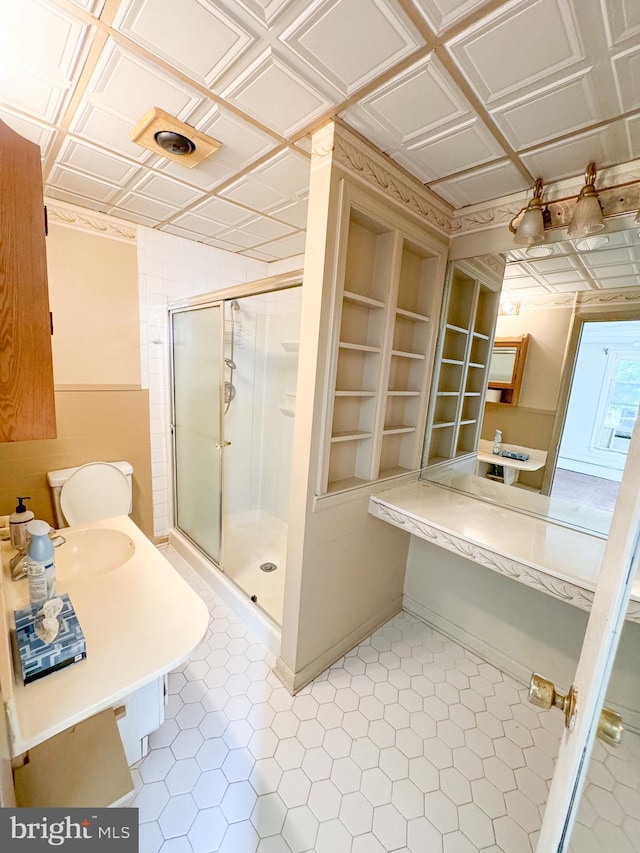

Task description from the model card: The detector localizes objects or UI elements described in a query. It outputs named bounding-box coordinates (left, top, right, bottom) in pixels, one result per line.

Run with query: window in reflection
left=551, top=320, right=640, bottom=513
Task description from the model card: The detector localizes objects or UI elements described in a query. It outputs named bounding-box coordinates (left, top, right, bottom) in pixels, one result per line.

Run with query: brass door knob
left=598, top=707, right=624, bottom=747
left=528, top=672, right=624, bottom=746
left=528, top=672, right=577, bottom=730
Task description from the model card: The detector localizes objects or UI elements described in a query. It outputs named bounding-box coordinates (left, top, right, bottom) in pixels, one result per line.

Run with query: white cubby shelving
left=320, top=192, right=446, bottom=495
left=423, top=260, right=500, bottom=467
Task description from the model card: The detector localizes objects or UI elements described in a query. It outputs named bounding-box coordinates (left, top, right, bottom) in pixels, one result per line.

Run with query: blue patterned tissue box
left=13, top=593, right=86, bottom=685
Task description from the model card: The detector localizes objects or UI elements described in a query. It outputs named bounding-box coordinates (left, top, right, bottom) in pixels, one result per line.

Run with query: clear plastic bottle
left=25, top=520, right=56, bottom=606
left=493, top=429, right=502, bottom=455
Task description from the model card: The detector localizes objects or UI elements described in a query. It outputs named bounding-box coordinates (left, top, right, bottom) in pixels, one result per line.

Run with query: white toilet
left=47, top=461, right=134, bottom=527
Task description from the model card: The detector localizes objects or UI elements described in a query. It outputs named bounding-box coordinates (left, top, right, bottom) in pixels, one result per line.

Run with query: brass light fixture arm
left=509, top=174, right=640, bottom=235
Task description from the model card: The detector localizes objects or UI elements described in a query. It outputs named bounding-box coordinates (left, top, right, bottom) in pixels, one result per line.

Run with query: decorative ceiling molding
left=451, top=158, right=640, bottom=236
left=45, top=198, right=137, bottom=242
left=577, top=286, right=640, bottom=306
left=313, top=121, right=454, bottom=237
left=517, top=286, right=640, bottom=312
left=517, top=293, right=578, bottom=311
left=369, top=499, right=640, bottom=622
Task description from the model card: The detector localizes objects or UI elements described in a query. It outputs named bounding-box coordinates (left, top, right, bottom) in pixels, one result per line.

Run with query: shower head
left=225, top=357, right=236, bottom=370
left=230, top=299, right=240, bottom=310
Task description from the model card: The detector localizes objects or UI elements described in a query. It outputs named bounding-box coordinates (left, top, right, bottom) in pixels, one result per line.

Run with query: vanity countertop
left=370, top=480, right=640, bottom=621
left=0, top=516, right=209, bottom=756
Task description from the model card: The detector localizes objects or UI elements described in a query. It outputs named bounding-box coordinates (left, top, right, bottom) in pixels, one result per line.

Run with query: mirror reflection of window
left=595, top=356, right=640, bottom=453
left=489, top=347, right=518, bottom=384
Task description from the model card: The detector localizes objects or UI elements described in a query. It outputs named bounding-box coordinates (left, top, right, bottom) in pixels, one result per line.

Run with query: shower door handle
left=215, top=441, right=231, bottom=449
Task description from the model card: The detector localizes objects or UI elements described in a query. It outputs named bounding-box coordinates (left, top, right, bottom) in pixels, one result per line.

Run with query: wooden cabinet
left=320, top=192, right=444, bottom=494
left=423, top=260, right=500, bottom=466
left=0, top=120, right=55, bottom=441
left=488, top=334, right=530, bottom=406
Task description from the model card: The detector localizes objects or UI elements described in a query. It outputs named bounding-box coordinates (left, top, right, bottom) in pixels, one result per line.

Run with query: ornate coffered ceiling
left=1, top=0, right=639, bottom=263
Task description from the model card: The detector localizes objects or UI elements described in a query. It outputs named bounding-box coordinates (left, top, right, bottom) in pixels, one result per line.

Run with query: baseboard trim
left=403, top=594, right=640, bottom=736
left=273, top=658, right=295, bottom=694
left=275, top=597, right=403, bottom=695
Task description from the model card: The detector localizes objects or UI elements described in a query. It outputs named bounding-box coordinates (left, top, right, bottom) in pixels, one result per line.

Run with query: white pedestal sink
left=54, top=529, right=135, bottom=580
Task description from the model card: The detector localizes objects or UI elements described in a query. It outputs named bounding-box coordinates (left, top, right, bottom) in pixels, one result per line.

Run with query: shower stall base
left=169, top=526, right=281, bottom=655
left=223, top=510, right=288, bottom=625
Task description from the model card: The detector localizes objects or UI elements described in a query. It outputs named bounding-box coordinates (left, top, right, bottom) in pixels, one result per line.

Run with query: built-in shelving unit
left=423, top=260, right=500, bottom=467
left=320, top=195, right=445, bottom=495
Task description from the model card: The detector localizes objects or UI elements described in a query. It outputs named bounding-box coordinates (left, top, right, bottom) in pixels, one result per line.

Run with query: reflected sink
left=55, top=528, right=135, bottom=580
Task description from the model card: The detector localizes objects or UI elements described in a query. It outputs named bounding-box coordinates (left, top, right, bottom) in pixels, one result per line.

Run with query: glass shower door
left=171, top=303, right=223, bottom=564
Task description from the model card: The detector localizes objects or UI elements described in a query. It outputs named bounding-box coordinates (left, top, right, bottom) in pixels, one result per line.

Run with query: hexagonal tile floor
left=132, top=546, right=640, bottom=852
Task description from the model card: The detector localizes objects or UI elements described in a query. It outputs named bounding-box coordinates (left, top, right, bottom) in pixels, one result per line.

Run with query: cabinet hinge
left=44, top=205, right=48, bottom=236
left=50, top=312, right=54, bottom=336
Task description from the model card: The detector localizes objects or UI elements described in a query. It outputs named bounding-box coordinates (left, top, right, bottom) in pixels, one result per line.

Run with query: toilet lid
left=60, top=462, right=131, bottom=525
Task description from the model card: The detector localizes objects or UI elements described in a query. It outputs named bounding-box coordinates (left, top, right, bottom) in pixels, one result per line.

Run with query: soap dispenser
left=10, top=497, right=34, bottom=549
left=493, top=430, right=502, bottom=455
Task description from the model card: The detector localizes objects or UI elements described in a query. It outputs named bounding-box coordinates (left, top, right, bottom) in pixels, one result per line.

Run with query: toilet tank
left=47, top=461, right=134, bottom=528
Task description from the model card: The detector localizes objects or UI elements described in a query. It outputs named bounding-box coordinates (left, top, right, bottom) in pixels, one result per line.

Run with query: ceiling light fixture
left=499, top=301, right=520, bottom=316
left=567, top=163, right=605, bottom=239
left=573, top=234, right=609, bottom=253
left=129, top=107, right=221, bottom=168
left=525, top=244, right=554, bottom=258
left=509, top=164, right=640, bottom=251
left=154, top=130, right=195, bottom=156
left=511, top=178, right=546, bottom=247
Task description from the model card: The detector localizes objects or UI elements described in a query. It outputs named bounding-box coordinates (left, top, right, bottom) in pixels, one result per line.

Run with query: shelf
left=343, top=290, right=385, bottom=309
left=396, top=307, right=430, bottom=323
left=326, top=475, right=371, bottom=494
left=378, top=465, right=413, bottom=480
left=424, top=266, right=499, bottom=470
left=323, top=201, right=442, bottom=495
left=331, top=430, right=372, bottom=443
left=391, top=350, right=425, bottom=360
left=280, top=341, right=299, bottom=352
left=339, top=341, right=381, bottom=353
left=383, top=425, right=416, bottom=435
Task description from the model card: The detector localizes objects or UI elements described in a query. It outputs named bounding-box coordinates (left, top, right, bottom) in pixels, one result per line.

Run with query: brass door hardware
left=528, top=673, right=624, bottom=746
left=597, top=707, right=624, bottom=747
left=529, top=673, right=578, bottom=731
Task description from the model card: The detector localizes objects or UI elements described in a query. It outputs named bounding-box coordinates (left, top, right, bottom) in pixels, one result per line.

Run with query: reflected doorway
left=551, top=320, right=640, bottom=510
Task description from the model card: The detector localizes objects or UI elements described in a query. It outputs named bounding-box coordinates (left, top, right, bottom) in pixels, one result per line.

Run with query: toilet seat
left=60, top=462, right=131, bottom=525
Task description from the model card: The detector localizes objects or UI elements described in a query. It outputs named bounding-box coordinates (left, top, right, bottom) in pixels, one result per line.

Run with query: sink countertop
left=0, top=515, right=209, bottom=756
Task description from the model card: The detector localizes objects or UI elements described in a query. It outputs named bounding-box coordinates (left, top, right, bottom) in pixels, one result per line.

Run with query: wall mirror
left=420, top=221, right=640, bottom=537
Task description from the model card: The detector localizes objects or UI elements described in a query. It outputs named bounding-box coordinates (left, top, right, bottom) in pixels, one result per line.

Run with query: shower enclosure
left=170, top=279, right=302, bottom=625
